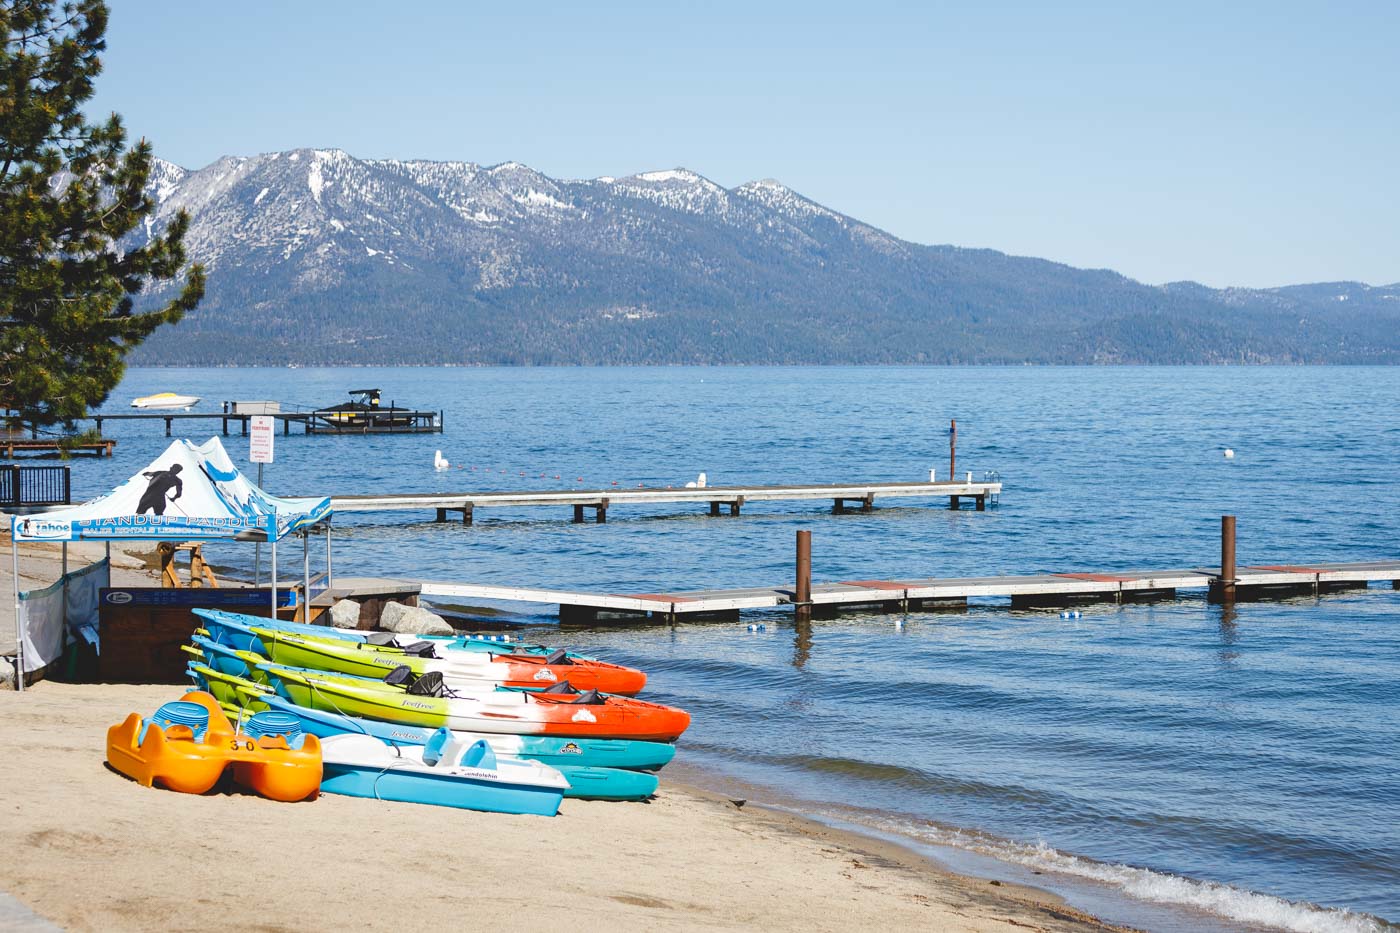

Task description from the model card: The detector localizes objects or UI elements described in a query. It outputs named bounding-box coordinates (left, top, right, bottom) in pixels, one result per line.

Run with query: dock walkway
left=330, top=478, right=1003, bottom=524
left=348, top=560, right=1400, bottom=624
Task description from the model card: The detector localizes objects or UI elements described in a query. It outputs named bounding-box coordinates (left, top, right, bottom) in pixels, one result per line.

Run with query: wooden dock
left=328, top=478, right=1004, bottom=524
left=82, top=407, right=442, bottom=437
left=338, top=559, right=1400, bottom=625
left=2, top=437, right=115, bottom=458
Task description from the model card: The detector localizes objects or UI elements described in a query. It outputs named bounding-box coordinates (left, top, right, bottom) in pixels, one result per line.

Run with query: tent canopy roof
left=10, top=437, right=331, bottom=543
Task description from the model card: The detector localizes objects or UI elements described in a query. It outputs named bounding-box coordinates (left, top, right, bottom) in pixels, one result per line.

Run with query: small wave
left=882, top=819, right=1388, bottom=933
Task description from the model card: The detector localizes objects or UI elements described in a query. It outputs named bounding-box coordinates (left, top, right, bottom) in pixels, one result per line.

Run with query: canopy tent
left=9, top=437, right=333, bottom=690
left=11, top=437, right=329, bottom=543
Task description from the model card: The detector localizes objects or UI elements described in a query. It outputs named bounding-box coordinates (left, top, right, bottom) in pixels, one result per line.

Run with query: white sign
left=249, top=416, right=275, bottom=464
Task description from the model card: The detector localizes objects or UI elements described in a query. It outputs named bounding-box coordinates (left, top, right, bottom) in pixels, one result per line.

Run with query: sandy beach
left=0, top=681, right=1122, bottom=932
left=0, top=533, right=1121, bottom=931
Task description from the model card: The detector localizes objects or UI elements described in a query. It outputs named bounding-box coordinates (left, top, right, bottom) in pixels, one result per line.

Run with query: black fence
left=0, top=465, right=71, bottom=509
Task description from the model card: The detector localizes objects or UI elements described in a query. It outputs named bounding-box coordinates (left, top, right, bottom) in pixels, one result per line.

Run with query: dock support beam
left=710, top=501, right=720, bottom=517
left=794, top=529, right=812, bottom=623
left=164, top=416, right=173, bottom=437
left=573, top=505, right=584, bottom=524
left=730, top=497, right=743, bottom=517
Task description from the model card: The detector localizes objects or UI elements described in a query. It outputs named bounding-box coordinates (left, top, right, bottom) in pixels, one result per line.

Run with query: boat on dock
left=310, top=389, right=419, bottom=432
left=131, top=392, right=200, bottom=410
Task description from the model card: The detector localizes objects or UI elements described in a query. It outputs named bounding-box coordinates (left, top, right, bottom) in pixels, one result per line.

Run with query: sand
left=0, top=682, right=1123, bottom=932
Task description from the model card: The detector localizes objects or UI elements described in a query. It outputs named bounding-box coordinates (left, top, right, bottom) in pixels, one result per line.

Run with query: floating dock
left=338, top=560, right=1400, bottom=625
left=329, top=478, right=1004, bottom=524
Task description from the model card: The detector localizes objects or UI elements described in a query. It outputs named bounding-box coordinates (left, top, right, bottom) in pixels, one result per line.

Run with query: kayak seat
left=422, top=727, right=452, bottom=766
left=383, top=665, right=415, bottom=687
left=364, top=632, right=397, bottom=646
left=402, top=641, right=437, bottom=658
left=458, top=740, right=497, bottom=771
left=406, top=671, right=446, bottom=698
left=544, top=648, right=571, bottom=666
left=540, top=680, right=574, bottom=694
left=571, top=689, right=604, bottom=705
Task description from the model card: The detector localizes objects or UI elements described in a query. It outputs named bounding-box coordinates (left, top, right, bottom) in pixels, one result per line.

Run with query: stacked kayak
left=183, top=653, right=666, bottom=801
left=194, top=608, right=646, bottom=694
left=183, top=607, right=687, bottom=805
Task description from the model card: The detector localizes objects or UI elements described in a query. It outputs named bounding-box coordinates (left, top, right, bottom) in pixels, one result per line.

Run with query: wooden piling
left=795, top=529, right=812, bottom=622
left=572, top=504, right=585, bottom=524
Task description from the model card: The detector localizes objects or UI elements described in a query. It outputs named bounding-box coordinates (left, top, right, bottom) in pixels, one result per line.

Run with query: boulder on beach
left=328, top=598, right=362, bottom=629
left=380, top=601, right=454, bottom=636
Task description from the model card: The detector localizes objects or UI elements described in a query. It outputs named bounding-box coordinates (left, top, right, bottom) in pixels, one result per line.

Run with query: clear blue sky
left=90, top=1, right=1398, bottom=288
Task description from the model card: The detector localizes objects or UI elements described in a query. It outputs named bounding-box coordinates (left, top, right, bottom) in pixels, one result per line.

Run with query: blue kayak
left=185, top=661, right=666, bottom=800
left=193, top=607, right=597, bottom=661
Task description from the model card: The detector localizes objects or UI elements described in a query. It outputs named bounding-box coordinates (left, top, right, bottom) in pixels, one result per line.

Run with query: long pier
left=336, top=560, right=1400, bottom=625
left=329, top=478, right=1004, bottom=524
left=82, top=407, right=442, bottom=437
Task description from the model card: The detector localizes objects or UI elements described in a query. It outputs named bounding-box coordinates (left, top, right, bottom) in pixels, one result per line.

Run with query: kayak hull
left=319, top=734, right=565, bottom=816
left=268, top=666, right=689, bottom=742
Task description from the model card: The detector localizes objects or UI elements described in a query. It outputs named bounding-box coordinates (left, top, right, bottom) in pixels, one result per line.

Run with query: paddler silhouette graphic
left=136, top=463, right=183, bottom=516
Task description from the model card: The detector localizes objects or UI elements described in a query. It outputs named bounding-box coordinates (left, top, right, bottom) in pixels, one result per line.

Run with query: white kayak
left=131, top=392, right=201, bottom=410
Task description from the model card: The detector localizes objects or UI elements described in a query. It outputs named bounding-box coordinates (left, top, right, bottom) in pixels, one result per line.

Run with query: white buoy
left=433, top=450, right=449, bottom=471
left=1224, top=449, right=1235, bottom=459
left=696, top=472, right=707, bottom=489
left=928, top=468, right=937, bottom=482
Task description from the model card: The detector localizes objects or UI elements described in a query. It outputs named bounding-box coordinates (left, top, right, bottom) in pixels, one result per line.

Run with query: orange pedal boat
left=106, top=691, right=322, bottom=802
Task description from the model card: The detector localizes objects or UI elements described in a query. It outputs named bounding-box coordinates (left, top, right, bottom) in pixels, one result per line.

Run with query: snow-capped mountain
left=130, top=149, right=1400, bottom=364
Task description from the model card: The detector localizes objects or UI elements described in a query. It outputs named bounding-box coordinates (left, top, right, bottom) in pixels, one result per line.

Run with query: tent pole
left=270, top=538, right=278, bottom=619
left=61, top=541, right=68, bottom=657
left=301, top=530, right=310, bottom=624
left=11, top=534, right=22, bottom=693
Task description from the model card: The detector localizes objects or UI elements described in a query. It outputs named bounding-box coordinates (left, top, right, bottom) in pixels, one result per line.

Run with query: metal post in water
left=1220, top=515, right=1237, bottom=604
left=948, top=419, right=957, bottom=481
left=325, top=524, right=333, bottom=587
left=795, top=529, right=812, bottom=623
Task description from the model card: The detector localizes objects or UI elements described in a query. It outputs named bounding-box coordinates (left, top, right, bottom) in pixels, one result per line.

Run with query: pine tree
left=0, top=0, right=204, bottom=430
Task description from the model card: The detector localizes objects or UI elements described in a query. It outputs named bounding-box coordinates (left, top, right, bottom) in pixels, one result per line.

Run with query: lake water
left=77, top=366, right=1400, bottom=931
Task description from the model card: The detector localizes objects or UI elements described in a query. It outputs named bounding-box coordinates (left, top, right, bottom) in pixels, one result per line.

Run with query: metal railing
left=0, top=465, right=71, bottom=509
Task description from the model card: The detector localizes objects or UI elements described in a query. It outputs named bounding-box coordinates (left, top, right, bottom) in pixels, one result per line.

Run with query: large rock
left=328, top=598, right=362, bottom=629
left=379, top=601, right=454, bottom=636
